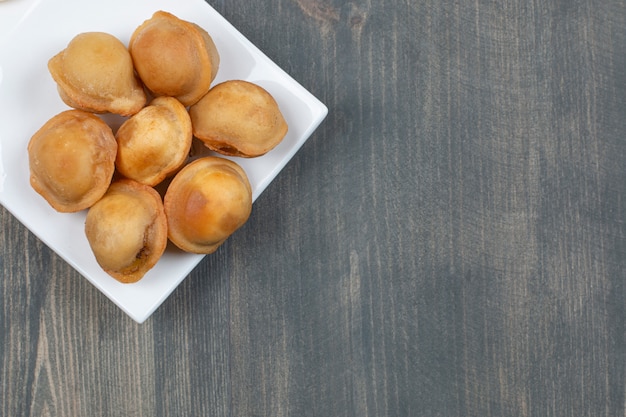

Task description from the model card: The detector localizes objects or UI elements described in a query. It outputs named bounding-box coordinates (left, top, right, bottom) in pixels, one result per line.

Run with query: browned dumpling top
left=48, top=32, right=146, bottom=116
left=115, top=96, right=192, bottom=187
left=84, top=179, right=168, bottom=283
left=188, top=80, right=288, bottom=158
left=129, top=11, right=220, bottom=107
left=164, top=156, right=252, bottom=254
left=28, top=110, right=117, bottom=213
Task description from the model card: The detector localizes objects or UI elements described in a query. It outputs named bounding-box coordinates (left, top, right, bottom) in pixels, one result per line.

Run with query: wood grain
left=2, top=0, right=625, bottom=416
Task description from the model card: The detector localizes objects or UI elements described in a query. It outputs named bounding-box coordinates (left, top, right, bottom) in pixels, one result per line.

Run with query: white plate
left=0, top=0, right=327, bottom=323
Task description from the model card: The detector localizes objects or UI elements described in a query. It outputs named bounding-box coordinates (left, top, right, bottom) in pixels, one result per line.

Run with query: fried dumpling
left=129, top=11, right=220, bottom=107
left=28, top=110, right=117, bottom=212
left=115, top=97, right=192, bottom=187
left=164, top=156, right=252, bottom=254
left=85, top=179, right=168, bottom=283
left=48, top=32, right=146, bottom=116
left=188, top=80, right=288, bottom=157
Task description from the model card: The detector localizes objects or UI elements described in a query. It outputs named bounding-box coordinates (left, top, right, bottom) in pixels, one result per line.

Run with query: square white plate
left=0, top=0, right=327, bottom=323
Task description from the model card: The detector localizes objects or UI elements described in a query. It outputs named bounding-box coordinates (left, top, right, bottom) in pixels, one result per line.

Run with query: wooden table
left=2, top=0, right=625, bottom=415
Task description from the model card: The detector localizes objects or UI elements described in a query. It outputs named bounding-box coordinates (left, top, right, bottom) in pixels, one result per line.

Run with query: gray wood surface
left=2, top=0, right=625, bottom=416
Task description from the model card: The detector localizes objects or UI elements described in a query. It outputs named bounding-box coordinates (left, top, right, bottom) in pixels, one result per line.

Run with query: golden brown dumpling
left=48, top=32, right=147, bottom=116
left=85, top=179, right=168, bottom=283
left=28, top=110, right=117, bottom=212
left=129, top=11, right=220, bottom=107
left=164, top=156, right=252, bottom=254
left=188, top=80, right=288, bottom=157
left=115, top=96, right=192, bottom=187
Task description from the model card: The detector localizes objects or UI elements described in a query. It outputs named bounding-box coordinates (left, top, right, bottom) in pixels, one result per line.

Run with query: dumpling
left=188, top=80, right=288, bottom=157
left=84, top=179, right=168, bottom=283
left=164, top=156, right=252, bottom=254
left=28, top=110, right=117, bottom=212
left=48, top=32, right=146, bottom=116
left=115, top=96, right=192, bottom=187
left=129, top=11, right=220, bottom=107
